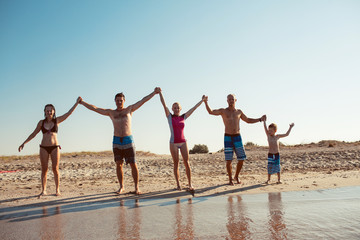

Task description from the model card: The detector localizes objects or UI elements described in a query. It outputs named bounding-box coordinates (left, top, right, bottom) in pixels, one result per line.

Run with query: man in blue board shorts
left=204, top=94, right=266, bottom=185
left=80, top=88, right=161, bottom=195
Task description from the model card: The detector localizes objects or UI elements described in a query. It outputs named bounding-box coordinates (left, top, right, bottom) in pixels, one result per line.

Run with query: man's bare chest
left=112, top=112, right=131, bottom=123
left=224, top=111, right=241, bottom=121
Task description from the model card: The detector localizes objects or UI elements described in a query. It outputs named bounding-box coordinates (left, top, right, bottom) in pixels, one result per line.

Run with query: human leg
left=120, top=145, right=138, bottom=194
left=268, top=153, right=281, bottom=184
left=275, top=155, right=281, bottom=183
left=224, top=135, right=235, bottom=185
left=50, top=147, right=61, bottom=196
left=234, top=160, right=244, bottom=184
left=277, top=172, right=281, bottom=184
left=266, top=174, right=271, bottom=184
left=115, top=160, right=125, bottom=193
left=226, top=161, right=234, bottom=185
left=113, top=147, right=126, bottom=194
left=39, top=148, right=49, bottom=197
left=129, top=163, right=140, bottom=194
left=113, top=135, right=135, bottom=193
left=170, top=143, right=181, bottom=190
left=233, top=135, right=246, bottom=183
left=179, top=142, right=193, bottom=190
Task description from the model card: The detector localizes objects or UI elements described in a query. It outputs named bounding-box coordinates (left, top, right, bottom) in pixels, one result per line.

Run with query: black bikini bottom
left=40, top=145, right=60, bottom=154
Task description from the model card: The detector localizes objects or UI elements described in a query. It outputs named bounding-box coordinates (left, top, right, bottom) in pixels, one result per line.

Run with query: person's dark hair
left=114, top=92, right=125, bottom=101
left=44, top=104, right=56, bottom=120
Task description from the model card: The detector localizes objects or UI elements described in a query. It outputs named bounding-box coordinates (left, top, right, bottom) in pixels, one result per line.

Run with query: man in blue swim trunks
left=80, top=87, right=161, bottom=194
left=204, top=94, right=266, bottom=185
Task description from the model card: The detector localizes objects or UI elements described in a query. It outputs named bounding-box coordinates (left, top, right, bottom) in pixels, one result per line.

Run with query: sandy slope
left=0, top=141, right=359, bottom=205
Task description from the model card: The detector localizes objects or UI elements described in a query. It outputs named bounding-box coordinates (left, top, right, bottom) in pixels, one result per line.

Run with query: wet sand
left=1, top=186, right=359, bottom=239
left=1, top=141, right=359, bottom=206
left=1, top=141, right=360, bottom=239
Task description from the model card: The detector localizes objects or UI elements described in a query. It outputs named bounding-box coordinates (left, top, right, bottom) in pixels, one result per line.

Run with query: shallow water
left=1, top=186, right=359, bottom=239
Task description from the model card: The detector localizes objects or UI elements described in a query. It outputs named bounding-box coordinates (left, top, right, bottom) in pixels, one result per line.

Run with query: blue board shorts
left=224, top=134, right=247, bottom=161
left=113, top=135, right=136, bottom=164
left=268, top=153, right=280, bottom=174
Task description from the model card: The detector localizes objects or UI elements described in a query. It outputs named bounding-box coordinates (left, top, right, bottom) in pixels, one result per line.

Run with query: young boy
left=263, top=120, right=294, bottom=184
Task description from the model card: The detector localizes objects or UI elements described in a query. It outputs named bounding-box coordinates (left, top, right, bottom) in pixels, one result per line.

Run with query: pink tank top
left=167, top=114, right=186, bottom=143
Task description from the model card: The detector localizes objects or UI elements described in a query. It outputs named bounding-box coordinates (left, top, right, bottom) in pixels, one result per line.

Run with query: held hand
left=77, top=96, right=82, bottom=104
left=203, top=96, right=208, bottom=102
left=18, top=144, right=24, bottom=152
left=154, top=87, right=161, bottom=94
left=202, top=95, right=206, bottom=101
left=290, top=123, right=295, bottom=128
left=261, top=115, right=267, bottom=122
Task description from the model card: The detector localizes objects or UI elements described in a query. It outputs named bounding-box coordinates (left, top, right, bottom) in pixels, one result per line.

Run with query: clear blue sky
left=1, top=0, right=359, bottom=156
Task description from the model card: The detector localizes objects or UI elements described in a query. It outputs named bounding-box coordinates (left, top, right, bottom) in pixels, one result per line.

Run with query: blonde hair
left=269, top=123, right=277, bottom=131
left=172, top=102, right=181, bottom=109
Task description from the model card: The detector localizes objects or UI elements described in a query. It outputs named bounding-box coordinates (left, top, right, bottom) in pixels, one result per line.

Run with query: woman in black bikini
left=19, top=97, right=82, bottom=197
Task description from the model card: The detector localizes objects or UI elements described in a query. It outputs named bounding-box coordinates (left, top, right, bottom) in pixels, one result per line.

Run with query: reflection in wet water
left=268, top=193, right=287, bottom=240
left=40, top=206, right=63, bottom=240
left=174, top=199, right=194, bottom=240
left=117, top=199, right=141, bottom=240
left=1, top=187, right=359, bottom=239
left=226, top=196, right=252, bottom=239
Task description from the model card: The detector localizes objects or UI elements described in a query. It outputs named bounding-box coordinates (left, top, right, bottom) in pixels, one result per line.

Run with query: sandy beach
left=1, top=141, right=359, bottom=206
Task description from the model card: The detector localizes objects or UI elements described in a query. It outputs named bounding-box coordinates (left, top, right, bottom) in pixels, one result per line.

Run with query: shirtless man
left=80, top=88, right=161, bottom=194
left=204, top=94, right=266, bottom=185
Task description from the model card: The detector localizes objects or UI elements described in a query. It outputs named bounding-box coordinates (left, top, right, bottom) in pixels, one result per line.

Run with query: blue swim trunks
left=224, top=134, right=246, bottom=161
left=112, top=135, right=136, bottom=164
left=268, top=153, right=280, bottom=174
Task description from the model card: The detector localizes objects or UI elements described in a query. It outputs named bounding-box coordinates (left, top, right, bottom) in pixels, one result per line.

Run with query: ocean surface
left=1, top=186, right=359, bottom=239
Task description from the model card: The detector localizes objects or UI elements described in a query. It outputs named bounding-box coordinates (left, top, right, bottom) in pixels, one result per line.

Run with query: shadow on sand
left=0, top=183, right=265, bottom=223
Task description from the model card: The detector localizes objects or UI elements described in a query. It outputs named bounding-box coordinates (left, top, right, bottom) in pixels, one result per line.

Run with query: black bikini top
left=41, top=119, right=58, bottom=134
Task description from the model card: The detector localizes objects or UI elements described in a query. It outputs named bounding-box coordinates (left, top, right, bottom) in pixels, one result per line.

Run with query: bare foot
left=234, top=176, right=241, bottom=184
left=187, top=188, right=195, bottom=196
left=129, top=189, right=142, bottom=195
left=265, top=180, right=270, bottom=184
left=277, top=181, right=282, bottom=184
left=228, top=181, right=234, bottom=186
left=55, top=191, right=61, bottom=196
left=38, top=191, right=47, bottom=198
left=175, top=186, right=182, bottom=191
left=116, top=187, right=125, bottom=194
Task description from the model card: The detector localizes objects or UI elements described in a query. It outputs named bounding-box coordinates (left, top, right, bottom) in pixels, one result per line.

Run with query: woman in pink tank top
left=159, top=90, right=205, bottom=193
